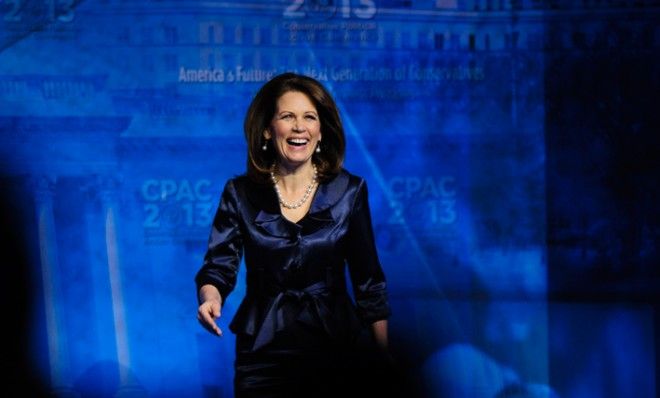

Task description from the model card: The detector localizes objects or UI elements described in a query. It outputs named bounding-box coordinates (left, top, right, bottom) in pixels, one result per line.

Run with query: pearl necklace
left=270, top=164, right=318, bottom=210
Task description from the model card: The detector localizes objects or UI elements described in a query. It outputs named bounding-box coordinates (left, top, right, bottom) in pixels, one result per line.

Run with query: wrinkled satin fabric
left=195, top=169, right=391, bottom=396
left=195, top=169, right=390, bottom=348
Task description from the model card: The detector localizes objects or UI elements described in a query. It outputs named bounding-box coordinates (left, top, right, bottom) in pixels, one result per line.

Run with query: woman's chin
left=278, top=153, right=313, bottom=167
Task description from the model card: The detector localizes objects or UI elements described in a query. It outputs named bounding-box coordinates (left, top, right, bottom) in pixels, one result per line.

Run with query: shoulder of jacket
left=224, top=174, right=253, bottom=189
left=340, top=168, right=366, bottom=189
left=219, top=174, right=249, bottom=199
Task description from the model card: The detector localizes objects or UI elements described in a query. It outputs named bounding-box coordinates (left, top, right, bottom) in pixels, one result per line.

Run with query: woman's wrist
left=370, top=319, right=389, bottom=350
left=199, top=284, right=222, bottom=304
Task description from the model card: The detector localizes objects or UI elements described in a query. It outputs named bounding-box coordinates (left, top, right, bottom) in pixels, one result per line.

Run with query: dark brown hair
left=244, top=72, right=345, bottom=183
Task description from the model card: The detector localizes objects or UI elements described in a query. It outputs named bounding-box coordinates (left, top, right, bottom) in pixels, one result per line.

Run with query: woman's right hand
left=197, top=284, right=223, bottom=336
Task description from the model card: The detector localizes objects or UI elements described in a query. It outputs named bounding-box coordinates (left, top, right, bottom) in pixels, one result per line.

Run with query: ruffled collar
left=244, top=169, right=350, bottom=237
left=244, top=169, right=349, bottom=216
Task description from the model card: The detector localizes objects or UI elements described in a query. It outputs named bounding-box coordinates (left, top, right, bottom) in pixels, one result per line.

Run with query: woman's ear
left=263, top=129, right=271, bottom=140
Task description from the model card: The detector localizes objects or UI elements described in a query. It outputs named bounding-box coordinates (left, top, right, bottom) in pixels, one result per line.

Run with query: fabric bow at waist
left=249, top=280, right=337, bottom=351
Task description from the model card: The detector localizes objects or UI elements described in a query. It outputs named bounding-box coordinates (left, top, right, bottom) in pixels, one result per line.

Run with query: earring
left=315, top=142, right=321, bottom=153
left=262, top=141, right=268, bottom=151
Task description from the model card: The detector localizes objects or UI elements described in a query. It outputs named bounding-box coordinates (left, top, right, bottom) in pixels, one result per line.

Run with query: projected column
left=98, top=176, right=146, bottom=397
left=34, top=176, right=77, bottom=397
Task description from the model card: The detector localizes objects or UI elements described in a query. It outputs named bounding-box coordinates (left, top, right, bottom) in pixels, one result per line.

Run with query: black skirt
left=233, top=323, right=400, bottom=398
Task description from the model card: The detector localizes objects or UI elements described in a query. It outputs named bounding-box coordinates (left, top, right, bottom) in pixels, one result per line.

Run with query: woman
left=195, top=72, right=393, bottom=397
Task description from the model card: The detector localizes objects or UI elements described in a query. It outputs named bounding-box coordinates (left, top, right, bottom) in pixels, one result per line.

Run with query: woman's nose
left=292, top=119, right=305, bottom=132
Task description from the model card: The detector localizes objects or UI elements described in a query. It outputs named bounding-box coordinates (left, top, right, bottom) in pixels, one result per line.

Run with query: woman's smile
left=265, top=91, right=322, bottom=168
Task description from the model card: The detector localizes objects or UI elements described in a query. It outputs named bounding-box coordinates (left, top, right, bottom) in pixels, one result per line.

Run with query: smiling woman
left=265, top=91, right=322, bottom=222
left=194, top=72, right=401, bottom=397
left=266, top=91, right=322, bottom=168
left=243, top=72, right=345, bottom=185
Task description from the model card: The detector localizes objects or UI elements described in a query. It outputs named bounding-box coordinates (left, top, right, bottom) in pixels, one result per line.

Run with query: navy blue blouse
left=195, top=169, right=390, bottom=352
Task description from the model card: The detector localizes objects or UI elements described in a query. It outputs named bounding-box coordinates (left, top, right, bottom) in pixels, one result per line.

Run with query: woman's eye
left=281, top=114, right=293, bottom=120
left=305, top=115, right=317, bottom=121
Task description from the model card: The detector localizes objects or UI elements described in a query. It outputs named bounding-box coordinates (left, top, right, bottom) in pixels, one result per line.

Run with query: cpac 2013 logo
left=283, top=0, right=377, bottom=20
left=140, top=179, right=215, bottom=238
left=2, top=0, right=75, bottom=22
left=388, top=176, right=457, bottom=226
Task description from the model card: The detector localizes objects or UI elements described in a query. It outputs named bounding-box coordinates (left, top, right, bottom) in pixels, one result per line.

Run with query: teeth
left=287, top=138, right=308, bottom=144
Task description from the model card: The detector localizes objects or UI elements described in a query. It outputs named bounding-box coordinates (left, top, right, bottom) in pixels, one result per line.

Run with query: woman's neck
left=275, top=162, right=315, bottom=192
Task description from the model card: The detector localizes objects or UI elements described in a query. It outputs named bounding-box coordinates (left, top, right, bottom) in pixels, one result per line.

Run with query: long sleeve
left=345, top=178, right=391, bottom=323
left=195, top=179, right=244, bottom=303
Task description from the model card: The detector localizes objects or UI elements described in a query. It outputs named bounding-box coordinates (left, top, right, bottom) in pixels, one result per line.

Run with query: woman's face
left=265, top=91, right=321, bottom=170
